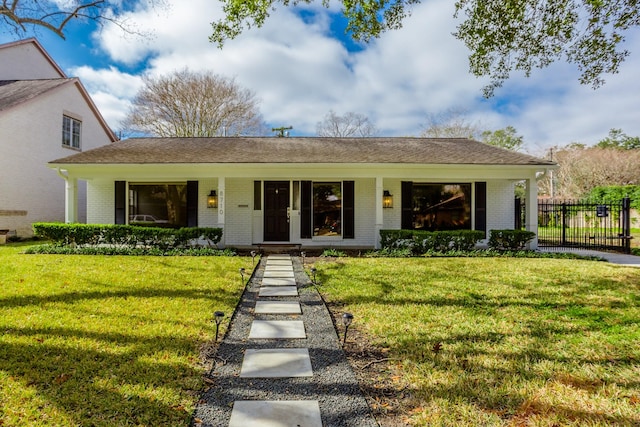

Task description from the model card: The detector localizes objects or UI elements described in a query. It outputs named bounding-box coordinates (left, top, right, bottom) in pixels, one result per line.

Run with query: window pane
left=313, top=182, right=341, bottom=236
left=62, top=116, right=71, bottom=146
left=412, top=184, right=471, bottom=231
left=128, top=184, right=187, bottom=227
left=72, top=120, right=81, bottom=148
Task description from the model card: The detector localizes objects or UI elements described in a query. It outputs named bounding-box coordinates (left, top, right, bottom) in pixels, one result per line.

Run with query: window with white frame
left=62, top=115, right=81, bottom=149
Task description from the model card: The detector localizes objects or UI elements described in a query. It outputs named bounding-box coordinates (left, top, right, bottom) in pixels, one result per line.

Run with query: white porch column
left=217, top=177, right=226, bottom=245
left=525, top=175, right=538, bottom=249
left=375, top=176, right=384, bottom=249
left=57, top=169, right=78, bottom=223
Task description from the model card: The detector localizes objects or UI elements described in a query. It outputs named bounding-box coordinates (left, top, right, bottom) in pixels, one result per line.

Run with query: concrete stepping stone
left=258, top=286, right=298, bottom=297
left=263, top=265, right=294, bottom=271
left=255, top=301, right=301, bottom=314
left=229, top=400, right=322, bottom=427
left=266, top=259, right=293, bottom=265
left=263, top=270, right=295, bottom=278
left=240, top=348, right=312, bottom=377
left=267, top=255, right=291, bottom=260
left=248, top=320, right=306, bottom=339
left=261, top=277, right=296, bottom=287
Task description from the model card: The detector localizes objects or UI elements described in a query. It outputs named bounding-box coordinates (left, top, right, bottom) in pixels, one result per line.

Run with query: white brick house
left=49, top=137, right=555, bottom=249
left=0, top=38, right=117, bottom=236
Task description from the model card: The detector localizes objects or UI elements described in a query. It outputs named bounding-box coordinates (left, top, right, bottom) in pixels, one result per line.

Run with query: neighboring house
left=0, top=38, right=117, bottom=236
left=49, top=137, right=555, bottom=249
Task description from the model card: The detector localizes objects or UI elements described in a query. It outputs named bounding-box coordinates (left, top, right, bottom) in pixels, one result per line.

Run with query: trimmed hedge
left=380, top=229, right=485, bottom=254
left=488, top=229, right=536, bottom=251
left=32, top=223, right=222, bottom=249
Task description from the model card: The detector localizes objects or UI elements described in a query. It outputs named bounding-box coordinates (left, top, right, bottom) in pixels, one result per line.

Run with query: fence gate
left=537, top=198, right=632, bottom=253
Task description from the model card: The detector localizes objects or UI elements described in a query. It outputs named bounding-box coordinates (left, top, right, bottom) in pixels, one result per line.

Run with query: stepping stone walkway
left=193, top=254, right=378, bottom=427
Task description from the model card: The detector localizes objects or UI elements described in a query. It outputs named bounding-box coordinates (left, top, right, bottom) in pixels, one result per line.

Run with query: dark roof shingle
left=50, top=137, right=555, bottom=166
left=0, top=79, right=74, bottom=112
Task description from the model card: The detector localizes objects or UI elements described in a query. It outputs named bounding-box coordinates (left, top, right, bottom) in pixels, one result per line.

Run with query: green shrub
left=321, top=248, right=348, bottom=257
left=32, top=223, right=223, bottom=250
left=380, top=229, right=484, bottom=254
left=488, top=229, right=536, bottom=251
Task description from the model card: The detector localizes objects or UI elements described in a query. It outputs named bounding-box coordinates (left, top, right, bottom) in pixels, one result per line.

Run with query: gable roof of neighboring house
left=50, top=137, right=556, bottom=167
left=0, top=38, right=118, bottom=143
left=0, top=38, right=66, bottom=78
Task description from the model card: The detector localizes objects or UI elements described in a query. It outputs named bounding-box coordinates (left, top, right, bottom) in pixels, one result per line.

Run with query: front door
left=264, top=181, right=290, bottom=241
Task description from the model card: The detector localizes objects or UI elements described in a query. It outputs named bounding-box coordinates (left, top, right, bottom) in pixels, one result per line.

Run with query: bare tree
left=316, top=110, right=378, bottom=137
left=0, top=0, right=164, bottom=39
left=538, top=145, right=640, bottom=199
left=123, top=69, right=267, bottom=137
left=420, top=108, right=483, bottom=139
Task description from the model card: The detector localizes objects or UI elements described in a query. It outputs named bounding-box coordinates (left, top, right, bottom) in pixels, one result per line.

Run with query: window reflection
left=412, top=184, right=471, bottom=231
left=313, top=182, right=341, bottom=236
left=128, top=184, right=187, bottom=227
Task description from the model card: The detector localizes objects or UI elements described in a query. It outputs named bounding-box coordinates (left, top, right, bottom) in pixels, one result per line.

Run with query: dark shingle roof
left=0, top=79, right=75, bottom=111
left=50, top=137, right=555, bottom=166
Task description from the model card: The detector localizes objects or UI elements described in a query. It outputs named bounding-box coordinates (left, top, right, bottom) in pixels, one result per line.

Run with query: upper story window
left=62, top=115, right=81, bottom=149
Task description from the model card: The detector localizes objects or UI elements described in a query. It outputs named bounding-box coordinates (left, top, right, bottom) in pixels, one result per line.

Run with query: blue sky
left=3, top=0, right=640, bottom=154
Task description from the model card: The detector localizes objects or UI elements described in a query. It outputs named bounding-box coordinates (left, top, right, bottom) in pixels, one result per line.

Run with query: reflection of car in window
left=129, top=214, right=169, bottom=224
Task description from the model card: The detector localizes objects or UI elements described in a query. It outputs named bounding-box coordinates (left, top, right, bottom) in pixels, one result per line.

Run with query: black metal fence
left=537, top=198, right=632, bottom=253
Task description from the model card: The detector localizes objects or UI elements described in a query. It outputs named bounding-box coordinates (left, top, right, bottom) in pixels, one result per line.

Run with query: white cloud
left=73, top=0, right=640, bottom=146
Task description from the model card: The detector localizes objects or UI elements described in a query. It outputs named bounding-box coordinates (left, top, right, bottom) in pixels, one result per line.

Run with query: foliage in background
left=488, top=229, right=536, bottom=251
left=316, top=257, right=640, bottom=426
left=380, top=229, right=484, bottom=254
left=586, top=185, right=640, bottom=210
left=0, top=244, right=250, bottom=426
left=595, top=128, right=640, bottom=150
left=481, top=126, right=524, bottom=151
left=32, top=223, right=222, bottom=250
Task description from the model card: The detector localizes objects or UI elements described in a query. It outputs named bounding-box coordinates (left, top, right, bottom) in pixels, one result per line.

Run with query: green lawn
left=314, top=257, right=640, bottom=426
left=0, top=244, right=249, bottom=426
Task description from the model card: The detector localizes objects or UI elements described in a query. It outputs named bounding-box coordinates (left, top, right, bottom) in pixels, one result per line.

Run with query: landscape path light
left=310, top=267, right=317, bottom=285
left=250, top=250, right=257, bottom=266
left=342, top=312, right=354, bottom=345
left=300, top=251, right=306, bottom=266
left=239, top=267, right=246, bottom=283
left=214, top=311, right=225, bottom=342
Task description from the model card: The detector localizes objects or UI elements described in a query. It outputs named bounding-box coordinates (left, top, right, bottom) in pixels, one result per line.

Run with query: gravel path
left=192, top=256, right=378, bottom=427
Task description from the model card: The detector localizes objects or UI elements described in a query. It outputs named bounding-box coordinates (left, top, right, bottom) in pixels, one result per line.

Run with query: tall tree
left=0, top=0, right=163, bottom=39
left=123, top=69, right=267, bottom=137
left=481, top=126, right=524, bottom=151
left=595, top=128, right=640, bottom=150
left=316, top=110, right=378, bottom=137
left=420, top=108, right=483, bottom=139
left=210, top=0, right=640, bottom=96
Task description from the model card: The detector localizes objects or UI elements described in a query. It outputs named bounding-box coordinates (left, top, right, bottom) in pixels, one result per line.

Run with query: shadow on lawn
left=0, top=285, right=245, bottom=426
left=1, top=326, right=202, bottom=425
left=319, top=261, right=640, bottom=425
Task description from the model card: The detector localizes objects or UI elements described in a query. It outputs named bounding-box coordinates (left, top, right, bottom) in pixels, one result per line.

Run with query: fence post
left=622, top=197, right=631, bottom=254
left=561, top=202, right=567, bottom=246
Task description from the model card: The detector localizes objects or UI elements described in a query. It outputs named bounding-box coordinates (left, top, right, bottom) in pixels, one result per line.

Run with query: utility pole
left=272, top=126, right=292, bottom=137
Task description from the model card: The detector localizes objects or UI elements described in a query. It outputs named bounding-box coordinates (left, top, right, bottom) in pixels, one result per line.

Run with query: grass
left=0, top=243, right=250, bottom=426
left=314, top=257, right=640, bottom=426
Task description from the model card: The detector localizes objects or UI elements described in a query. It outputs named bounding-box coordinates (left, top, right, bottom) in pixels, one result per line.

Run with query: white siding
left=87, top=180, right=114, bottom=224
left=224, top=178, right=253, bottom=246
left=0, top=41, right=64, bottom=79
left=486, top=180, right=516, bottom=233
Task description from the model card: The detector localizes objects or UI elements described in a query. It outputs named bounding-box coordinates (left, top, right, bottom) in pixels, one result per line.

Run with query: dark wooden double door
left=263, top=181, right=290, bottom=241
